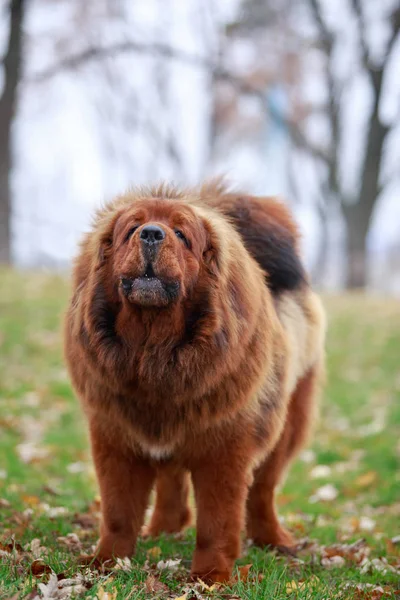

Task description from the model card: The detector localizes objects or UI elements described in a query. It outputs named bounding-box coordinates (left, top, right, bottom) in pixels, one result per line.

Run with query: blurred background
left=0, top=0, right=399, bottom=289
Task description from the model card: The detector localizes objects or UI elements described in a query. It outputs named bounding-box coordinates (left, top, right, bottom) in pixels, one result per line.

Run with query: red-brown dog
left=64, top=182, right=325, bottom=583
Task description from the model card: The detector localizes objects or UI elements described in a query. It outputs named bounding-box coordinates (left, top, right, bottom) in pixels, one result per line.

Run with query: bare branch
left=350, top=0, right=370, bottom=70
left=307, top=0, right=339, bottom=199
left=287, top=119, right=331, bottom=164
left=309, top=0, right=333, bottom=53
left=28, top=41, right=209, bottom=82
left=28, top=40, right=263, bottom=100
left=386, top=4, right=400, bottom=62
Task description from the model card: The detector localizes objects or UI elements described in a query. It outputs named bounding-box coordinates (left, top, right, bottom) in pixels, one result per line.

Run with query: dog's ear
left=202, top=222, right=224, bottom=279
left=96, top=233, right=113, bottom=270
left=203, top=244, right=220, bottom=277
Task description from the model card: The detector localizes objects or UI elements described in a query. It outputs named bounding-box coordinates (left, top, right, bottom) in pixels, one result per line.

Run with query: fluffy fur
left=64, top=182, right=325, bottom=583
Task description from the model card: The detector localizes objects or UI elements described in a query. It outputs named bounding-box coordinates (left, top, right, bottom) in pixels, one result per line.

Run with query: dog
left=64, top=182, right=325, bottom=583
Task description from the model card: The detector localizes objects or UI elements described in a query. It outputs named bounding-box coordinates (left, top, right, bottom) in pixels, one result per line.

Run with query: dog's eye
left=124, top=226, right=139, bottom=242
left=174, top=229, right=190, bottom=248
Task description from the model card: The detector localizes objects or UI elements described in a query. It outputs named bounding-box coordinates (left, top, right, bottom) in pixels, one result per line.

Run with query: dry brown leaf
left=57, top=533, right=82, bottom=552
left=321, top=539, right=370, bottom=566
left=286, top=580, right=301, bottom=594
left=346, top=583, right=394, bottom=599
left=144, top=574, right=169, bottom=595
left=286, top=575, right=320, bottom=594
left=30, top=559, right=52, bottom=578
left=147, top=546, right=162, bottom=560
left=196, top=578, right=221, bottom=592
left=73, top=511, right=98, bottom=529
left=321, top=555, right=345, bottom=568
left=0, top=540, right=24, bottom=554
left=355, top=471, right=377, bottom=488
left=386, top=538, right=400, bottom=556
left=235, top=564, right=252, bottom=582
left=96, top=585, right=118, bottom=600
left=22, top=495, right=41, bottom=506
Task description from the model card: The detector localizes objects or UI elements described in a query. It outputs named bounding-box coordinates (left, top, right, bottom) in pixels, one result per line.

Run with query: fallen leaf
left=30, top=559, right=52, bottom=578
left=157, top=558, right=181, bottom=571
left=33, top=573, right=89, bottom=600
left=345, top=582, right=394, bottom=599
left=236, top=564, right=252, bottom=582
left=391, top=535, right=400, bottom=545
left=96, top=585, right=117, bottom=600
left=27, top=538, right=48, bottom=558
left=359, top=516, right=376, bottom=531
left=114, top=557, right=132, bottom=571
left=57, top=533, right=82, bottom=552
left=0, top=540, right=24, bottom=554
left=309, top=484, right=338, bottom=503
left=144, top=574, right=169, bottom=595
left=17, top=442, right=50, bottom=464
left=360, top=557, right=399, bottom=575
left=22, top=495, right=41, bottom=506
left=147, top=546, right=162, bottom=560
left=73, top=512, right=98, bottom=529
left=42, top=484, right=61, bottom=496
left=286, top=575, right=320, bottom=594
left=299, top=449, right=316, bottom=463
left=321, top=555, right=346, bottom=568
left=355, top=471, right=377, bottom=488
left=310, top=465, right=332, bottom=479
left=66, top=461, right=87, bottom=474
left=196, top=578, right=220, bottom=592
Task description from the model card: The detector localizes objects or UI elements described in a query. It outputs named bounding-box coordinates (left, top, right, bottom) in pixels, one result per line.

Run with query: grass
left=0, top=268, right=399, bottom=599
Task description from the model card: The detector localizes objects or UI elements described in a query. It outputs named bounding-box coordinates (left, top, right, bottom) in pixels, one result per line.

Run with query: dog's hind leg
left=146, top=466, right=192, bottom=537
left=246, top=363, right=321, bottom=548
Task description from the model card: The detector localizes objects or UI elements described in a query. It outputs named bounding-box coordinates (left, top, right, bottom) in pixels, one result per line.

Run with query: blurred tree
left=293, top=0, right=400, bottom=288
left=220, top=0, right=399, bottom=289
left=309, top=0, right=400, bottom=288
left=0, top=0, right=25, bottom=264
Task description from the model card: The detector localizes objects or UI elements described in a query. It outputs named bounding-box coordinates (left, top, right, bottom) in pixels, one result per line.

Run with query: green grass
left=0, top=269, right=399, bottom=599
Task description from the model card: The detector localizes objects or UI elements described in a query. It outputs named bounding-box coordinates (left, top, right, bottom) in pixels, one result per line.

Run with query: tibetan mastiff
left=64, top=182, right=325, bottom=582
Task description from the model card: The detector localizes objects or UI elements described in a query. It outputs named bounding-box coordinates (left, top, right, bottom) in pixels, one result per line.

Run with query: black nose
left=140, top=224, right=165, bottom=244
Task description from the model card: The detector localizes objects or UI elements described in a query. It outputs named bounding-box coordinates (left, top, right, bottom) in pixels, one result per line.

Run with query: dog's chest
left=138, top=439, right=176, bottom=460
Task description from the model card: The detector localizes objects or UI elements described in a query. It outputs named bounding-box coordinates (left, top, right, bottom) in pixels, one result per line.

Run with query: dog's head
left=96, top=194, right=222, bottom=308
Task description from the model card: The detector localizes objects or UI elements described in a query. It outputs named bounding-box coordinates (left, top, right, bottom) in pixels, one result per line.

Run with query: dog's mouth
left=120, top=264, right=180, bottom=307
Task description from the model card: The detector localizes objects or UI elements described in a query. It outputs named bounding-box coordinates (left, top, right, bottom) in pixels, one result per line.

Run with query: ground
left=0, top=269, right=399, bottom=600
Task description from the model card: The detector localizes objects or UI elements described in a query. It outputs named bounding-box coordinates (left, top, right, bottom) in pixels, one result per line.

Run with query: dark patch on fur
left=179, top=289, right=213, bottom=347
left=214, top=327, right=229, bottom=351
left=225, top=204, right=305, bottom=294
left=89, top=282, right=121, bottom=351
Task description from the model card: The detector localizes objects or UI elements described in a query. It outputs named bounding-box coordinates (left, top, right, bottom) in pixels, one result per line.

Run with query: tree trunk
left=0, top=0, right=25, bottom=264
left=342, top=71, right=389, bottom=289
left=344, top=203, right=370, bottom=289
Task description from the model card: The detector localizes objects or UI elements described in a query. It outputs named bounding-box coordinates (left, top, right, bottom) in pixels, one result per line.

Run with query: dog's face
left=109, top=199, right=210, bottom=307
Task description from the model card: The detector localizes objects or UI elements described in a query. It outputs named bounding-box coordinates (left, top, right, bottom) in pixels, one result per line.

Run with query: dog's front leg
left=190, top=447, right=251, bottom=583
left=90, top=423, right=155, bottom=561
